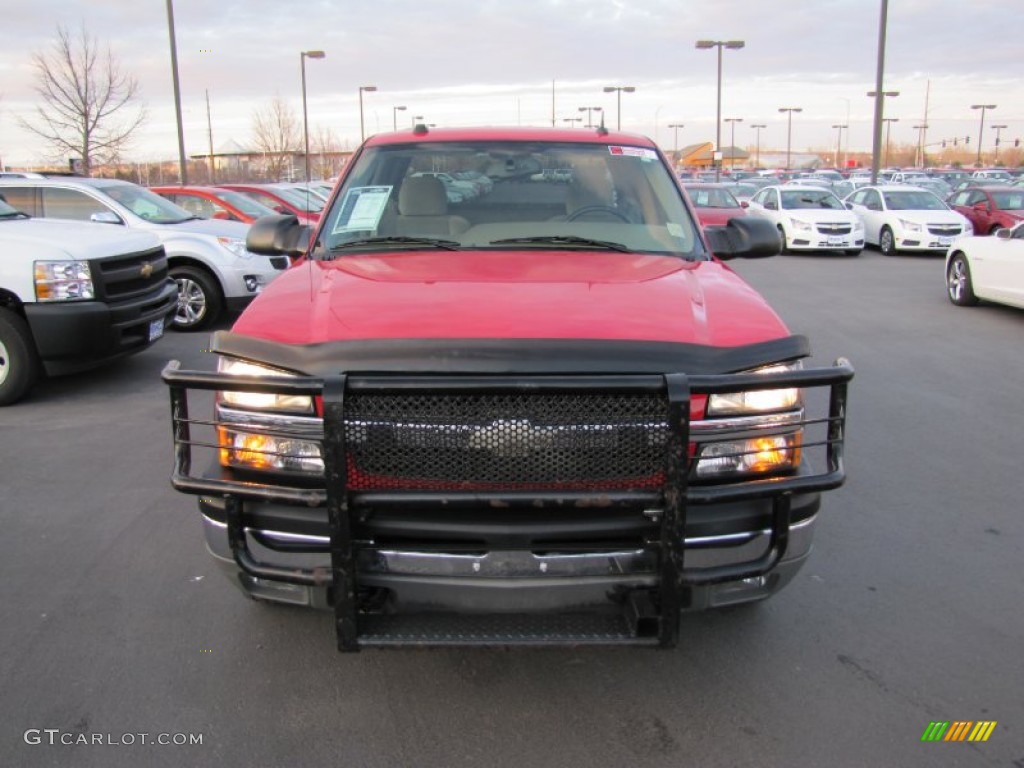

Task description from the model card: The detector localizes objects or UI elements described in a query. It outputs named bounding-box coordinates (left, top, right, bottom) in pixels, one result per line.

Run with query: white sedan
left=844, top=185, right=972, bottom=255
left=744, top=185, right=864, bottom=255
left=946, top=221, right=1024, bottom=309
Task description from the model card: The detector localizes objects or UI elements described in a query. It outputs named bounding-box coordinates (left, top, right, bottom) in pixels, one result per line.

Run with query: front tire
left=0, top=308, right=40, bottom=406
left=777, top=226, right=790, bottom=254
left=170, top=266, right=222, bottom=331
left=879, top=226, right=897, bottom=256
left=947, top=253, right=978, bottom=306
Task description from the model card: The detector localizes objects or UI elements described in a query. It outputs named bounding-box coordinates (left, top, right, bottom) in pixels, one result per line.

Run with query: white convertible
left=946, top=221, right=1024, bottom=309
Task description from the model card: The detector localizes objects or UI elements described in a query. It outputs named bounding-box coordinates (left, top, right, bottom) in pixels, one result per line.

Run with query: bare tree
left=311, top=125, right=342, bottom=180
left=20, top=24, right=145, bottom=176
left=251, top=96, right=300, bottom=181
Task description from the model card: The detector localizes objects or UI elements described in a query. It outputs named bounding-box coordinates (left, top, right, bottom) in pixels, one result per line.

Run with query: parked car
left=0, top=196, right=176, bottom=404
left=946, top=221, right=1024, bottom=310
left=682, top=182, right=747, bottom=227
left=218, top=183, right=324, bottom=223
left=843, top=185, right=971, bottom=255
left=151, top=185, right=278, bottom=224
left=0, top=178, right=289, bottom=330
left=831, top=177, right=875, bottom=200
left=947, top=186, right=1024, bottom=235
left=745, top=184, right=863, bottom=255
left=970, top=169, right=1013, bottom=181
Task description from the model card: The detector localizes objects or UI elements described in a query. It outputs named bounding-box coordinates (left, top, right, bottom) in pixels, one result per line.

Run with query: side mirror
left=246, top=214, right=312, bottom=258
left=845, top=202, right=853, bottom=210
left=740, top=200, right=749, bottom=208
left=973, top=202, right=988, bottom=210
left=995, top=227, right=1011, bottom=240
left=704, top=216, right=781, bottom=260
left=90, top=211, right=123, bottom=225
left=764, top=201, right=777, bottom=210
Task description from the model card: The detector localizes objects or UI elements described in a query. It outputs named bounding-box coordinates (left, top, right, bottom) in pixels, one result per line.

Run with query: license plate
left=827, top=236, right=846, bottom=246
left=938, top=236, right=953, bottom=246
left=149, top=318, right=165, bottom=342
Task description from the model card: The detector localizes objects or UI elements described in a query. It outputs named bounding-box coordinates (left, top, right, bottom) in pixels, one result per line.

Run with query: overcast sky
left=1, top=0, right=1020, bottom=168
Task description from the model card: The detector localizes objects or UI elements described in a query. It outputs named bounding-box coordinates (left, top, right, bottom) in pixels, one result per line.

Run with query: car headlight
left=217, top=236, right=254, bottom=259
left=706, top=363, right=802, bottom=416
left=695, top=433, right=802, bottom=479
left=898, top=218, right=922, bottom=233
left=216, top=358, right=314, bottom=413
left=852, top=220, right=865, bottom=233
left=34, top=260, right=94, bottom=302
left=788, top=218, right=813, bottom=233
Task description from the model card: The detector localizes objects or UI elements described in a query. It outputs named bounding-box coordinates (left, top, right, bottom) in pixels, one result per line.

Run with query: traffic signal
left=965, top=136, right=970, bottom=144
left=1016, top=138, right=1021, bottom=147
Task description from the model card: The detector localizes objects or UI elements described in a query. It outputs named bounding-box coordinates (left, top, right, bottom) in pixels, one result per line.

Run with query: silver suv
left=0, top=178, right=289, bottom=330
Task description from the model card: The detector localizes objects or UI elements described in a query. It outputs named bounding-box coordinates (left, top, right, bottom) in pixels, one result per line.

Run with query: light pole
left=602, top=86, right=636, bottom=131
left=358, top=85, right=377, bottom=143
left=971, top=104, right=996, bottom=166
left=882, top=117, right=899, bottom=166
left=723, top=118, right=743, bottom=170
left=991, top=124, right=1008, bottom=163
left=751, top=123, right=766, bottom=169
left=913, top=123, right=929, bottom=168
left=778, top=107, right=802, bottom=170
left=832, top=124, right=847, bottom=169
left=867, top=89, right=899, bottom=181
left=869, top=0, right=891, bottom=185
left=579, top=106, right=603, bottom=128
left=696, top=39, right=745, bottom=181
left=392, top=105, right=406, bottom=132
left=300, top=50, right=325, bottom=183
left=668, top=123, right=685, bottom=154
left=838, top=96, right=851, bottom=168
left=562, top=117, right=582, bottom=127
left=166, top=0, right=188, bottom=184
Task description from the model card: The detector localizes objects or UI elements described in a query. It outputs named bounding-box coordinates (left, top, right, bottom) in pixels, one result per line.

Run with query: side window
left=849, top=190, right=866, bottom=205
left=951, top=192, right=969, bottom=207
left=243, top=191, right=285, bottom=212
left=176, top=195, right=215, bottom=218
left=865, top=190, right=882, bottom=210
left=41, top=188, right=111, bottom=221
left=0, top=186, right=39, bottom=215
left=966, top=191, right=985, bottom=207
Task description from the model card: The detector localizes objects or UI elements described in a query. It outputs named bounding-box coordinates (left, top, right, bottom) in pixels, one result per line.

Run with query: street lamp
left=562, top=117, right=582, bottom=127
left=300, top=49, right=326, bottom=183
left=751, top=123, right=766, bottom=169
left=392, top=105, right=406, bottom=132
left=971, top=104, right=996, bottom=165
left=668, top=123, right=685, bottom=154
left=412, top=115, right=424, bottom=128
left=832, top=124, right=847, bottom=169
left=778, top=107, right=802, bottom=170
left=602, top=86, right=636, bottom=131
left=358, top=85, right=377, bottom=143
left=991, top=124, right=1008, bottom=163
left=882, top=117, right=899, bottom=166
left=696, top=39, right=745, bottom=181
left=867, top=88, right=899, bottom=183
left=723, top=117, right=743, bottom=170
left=579, top=106, right=603, bottom=128
left=912, top=123, right=929, bottom=168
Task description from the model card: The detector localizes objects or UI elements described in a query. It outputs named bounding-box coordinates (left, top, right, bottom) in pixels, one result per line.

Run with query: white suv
left=0, top=178, right=290, bottom=330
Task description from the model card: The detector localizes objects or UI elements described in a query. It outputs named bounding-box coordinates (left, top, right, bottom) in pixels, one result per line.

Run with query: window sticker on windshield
left=331, top=186, right=393, bottom=233
left=667, top=222, right=685, bottom=239
left=608, top=146, right=658, bottom=161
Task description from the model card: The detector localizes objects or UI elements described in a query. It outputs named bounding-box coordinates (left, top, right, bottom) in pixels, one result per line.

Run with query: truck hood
left=232, top=250, right=790, bottom=349
left=2, top=218, right=160, bottom=259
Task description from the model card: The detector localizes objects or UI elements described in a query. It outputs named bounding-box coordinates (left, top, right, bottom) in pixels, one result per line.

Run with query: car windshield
left=990, top=191, right=1024, bottom=210
left=780, top=189, right=844, bottom=209
left=213, top=188, right=278, bottom=217
left=101, top=183, right=195, bottom=224
left=270, top=185, right=326, bottom=212
left=687, top=186, right=741, bottom=209
left=313, top=139, right=703, bottom=259
left=882, top=190, right=947, bottom=210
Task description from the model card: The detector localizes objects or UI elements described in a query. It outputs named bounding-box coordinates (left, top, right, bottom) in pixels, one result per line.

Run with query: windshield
left=882, top=190, right=947, bottom=210
left=313, top=139, right=702, bottom=259
left=687, top=186, right=741, bottom=209
left=212, top=188, right=278, bottom=217
left=780, top=189, right=844, bottom=210
left=270, top=185, right=326, bottom=212
left=101, top=183, right=195, bottom=224
left=990, top=191, right=1024, bottom=210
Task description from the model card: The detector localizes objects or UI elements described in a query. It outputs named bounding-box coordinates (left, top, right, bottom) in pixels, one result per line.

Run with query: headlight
left=217, top=236, right=253, bottom=259
left=852, top=220, right=865, bottom=233
left=34, top=260, right=94, bottom=301
left=216, top=358, right=314, bottom=413
left=707, top=363, right=802, bottom=416
left=788, top=218, right=813, bottom=232
left=217, top=426, right=324, bottom=473
left=898, top=218, right=922, bottom=233
left=695, top=433, right=802, bottom=479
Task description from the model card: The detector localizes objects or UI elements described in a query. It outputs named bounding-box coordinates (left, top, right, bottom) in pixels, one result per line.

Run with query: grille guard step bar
left=164, top=359, right=853, bottom=650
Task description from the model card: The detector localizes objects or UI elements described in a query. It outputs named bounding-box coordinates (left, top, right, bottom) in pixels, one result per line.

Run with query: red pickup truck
left=164, top=127, right=852, bottom=651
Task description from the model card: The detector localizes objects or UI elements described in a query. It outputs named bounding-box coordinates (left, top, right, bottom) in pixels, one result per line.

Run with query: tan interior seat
left=391, top=176, right=469, bottom=237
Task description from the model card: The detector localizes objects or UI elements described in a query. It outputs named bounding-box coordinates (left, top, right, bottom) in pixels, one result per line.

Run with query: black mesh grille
left=344, top=392, right=669, bottom=490
left=91, top=246, right=169, bottom=302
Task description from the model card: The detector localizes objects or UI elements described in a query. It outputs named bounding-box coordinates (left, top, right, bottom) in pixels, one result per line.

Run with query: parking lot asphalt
left=1, top=247, right=1021, bottom=767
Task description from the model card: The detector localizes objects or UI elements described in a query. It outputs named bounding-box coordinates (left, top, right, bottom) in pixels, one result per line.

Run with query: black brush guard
left=163, top=361, right=853, bottom=650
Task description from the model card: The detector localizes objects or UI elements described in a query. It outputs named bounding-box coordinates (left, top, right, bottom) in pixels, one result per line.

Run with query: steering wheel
left=566, top=205, right=630, bottom=223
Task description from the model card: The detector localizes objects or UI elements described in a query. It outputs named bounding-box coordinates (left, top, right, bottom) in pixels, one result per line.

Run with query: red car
left=218, top=183, right=323, bottom=224
left=682, top=182, right=748, bottom=227
left=150, top=185, right=278, bottom=224
left=947, top=186, right=1024, bottom=235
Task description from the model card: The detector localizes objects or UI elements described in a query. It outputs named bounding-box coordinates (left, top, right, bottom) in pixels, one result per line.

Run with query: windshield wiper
left=488, top=235, right=631, bottom=252
left=328, top=236, right=461, bottom=254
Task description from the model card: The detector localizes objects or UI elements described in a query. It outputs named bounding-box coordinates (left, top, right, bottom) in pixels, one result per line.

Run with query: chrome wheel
left=175, top=277, right=207, bottom=327
left=879, top=226, right=896, bottom=256
left=169, top=266, right=221, bottom=331
left=0, top=337, right=9, bottom=389
left=946, top=254, right=977, bottom=306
